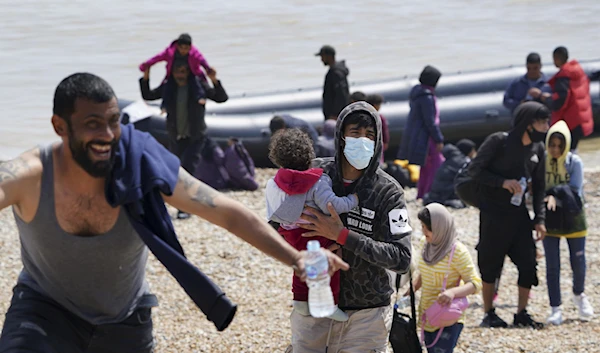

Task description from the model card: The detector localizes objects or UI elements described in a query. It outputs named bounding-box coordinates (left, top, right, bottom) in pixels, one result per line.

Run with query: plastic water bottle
left=395, top=296, right=411, bottom=310
left=305, top=240, right=336, bottom=318
left=510, top=177, right=527, bottom=206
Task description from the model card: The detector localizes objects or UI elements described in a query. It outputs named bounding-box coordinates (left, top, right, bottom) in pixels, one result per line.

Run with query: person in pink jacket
left=140, top=33, right=212, bottom=100
left=140, top=33, right=211, bottom=82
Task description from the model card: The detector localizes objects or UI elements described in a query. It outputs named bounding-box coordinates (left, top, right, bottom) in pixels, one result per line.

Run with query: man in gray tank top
left=0, top=73, right=349, bottom=353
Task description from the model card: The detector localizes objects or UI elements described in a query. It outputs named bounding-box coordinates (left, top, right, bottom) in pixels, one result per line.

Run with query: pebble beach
left=0, top=158, right=599, bottom=352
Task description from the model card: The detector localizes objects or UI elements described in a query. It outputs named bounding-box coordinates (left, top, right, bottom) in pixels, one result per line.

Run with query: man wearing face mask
left=290, top=102, right=412, bottom=352
left=467, top=101, right=549, bottom=330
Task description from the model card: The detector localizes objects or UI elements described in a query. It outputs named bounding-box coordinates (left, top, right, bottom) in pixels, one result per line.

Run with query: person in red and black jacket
left=529, top=46, right=594, bottom=152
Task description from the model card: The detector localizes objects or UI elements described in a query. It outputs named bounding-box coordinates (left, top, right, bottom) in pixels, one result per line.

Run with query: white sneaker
left=546, top=306, right=563, bottom=325
left=573, top=293, right=595, bottom=321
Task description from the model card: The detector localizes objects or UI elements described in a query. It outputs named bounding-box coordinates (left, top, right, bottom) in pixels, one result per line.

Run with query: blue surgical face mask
left=343, top=136, right=375, bottom=170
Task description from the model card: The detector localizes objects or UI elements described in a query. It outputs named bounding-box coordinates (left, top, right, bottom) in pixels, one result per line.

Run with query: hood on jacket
left=545, top=120, right=571, bottom=189
left=419, top=65, right=442, bottom=88
left=334, top=101, right=382, bottom=189
left=274, top=168, right=324, bottom=195
left=441, top=143, right=463, bottom=160
left=562, top=60, right=586, bottom=80
left=509, top=101, right=551, bottom=143
left=331, top=60, right=350, bottom=77
left=546, top=120, right=572, bottom=160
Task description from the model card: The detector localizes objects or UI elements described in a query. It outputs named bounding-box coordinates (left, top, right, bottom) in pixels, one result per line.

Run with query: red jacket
left=548, top=60, right=594, bottom=136
left=274, top=168, right=340, bottom=304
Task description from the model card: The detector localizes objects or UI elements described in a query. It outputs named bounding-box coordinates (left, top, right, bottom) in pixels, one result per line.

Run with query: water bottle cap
left=307, top=240, right=320, bottom=252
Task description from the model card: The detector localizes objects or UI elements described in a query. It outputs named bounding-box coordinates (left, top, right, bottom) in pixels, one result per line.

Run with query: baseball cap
left=315, top=45, right=336, bottom=56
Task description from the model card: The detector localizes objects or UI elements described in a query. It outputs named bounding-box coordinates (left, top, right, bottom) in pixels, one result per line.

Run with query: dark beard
left=68, top=128, right=118, bottom=178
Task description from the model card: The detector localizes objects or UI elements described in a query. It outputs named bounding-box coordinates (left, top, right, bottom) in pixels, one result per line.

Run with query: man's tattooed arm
left=178, top=169, right=218, bottom=208
left=163, top=167, right=308, bottom=271
left=0, top=157, right=30, bottom=183
left=0, top=155, right=34, bottom=210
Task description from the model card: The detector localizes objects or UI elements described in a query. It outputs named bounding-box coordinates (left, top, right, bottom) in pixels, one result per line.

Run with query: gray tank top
left=13, top=145, right=150, bottom=325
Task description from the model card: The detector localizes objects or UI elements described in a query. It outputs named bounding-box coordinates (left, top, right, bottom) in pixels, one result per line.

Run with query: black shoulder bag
left=389, top=271, right=422, bottom=353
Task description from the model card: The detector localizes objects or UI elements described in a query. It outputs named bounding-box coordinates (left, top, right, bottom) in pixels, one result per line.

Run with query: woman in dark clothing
left=397, top=65, right=444, bottom=199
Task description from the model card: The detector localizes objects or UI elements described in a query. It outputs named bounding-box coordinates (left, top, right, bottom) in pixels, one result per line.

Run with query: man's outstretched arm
left=162, top=167, right=349, bottom=277
left=0, top=148, right=41, bottom=212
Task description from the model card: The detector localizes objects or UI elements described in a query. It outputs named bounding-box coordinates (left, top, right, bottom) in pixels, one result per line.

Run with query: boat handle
left=485, top=109, right=499, bottom=119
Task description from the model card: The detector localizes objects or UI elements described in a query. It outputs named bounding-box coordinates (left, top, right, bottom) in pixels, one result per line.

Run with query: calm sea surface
left=1, top=0, right=599, bottom=159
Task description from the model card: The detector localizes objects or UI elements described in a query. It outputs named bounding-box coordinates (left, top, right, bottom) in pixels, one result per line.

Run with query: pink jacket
left=139, top=40, right=209, bottom=79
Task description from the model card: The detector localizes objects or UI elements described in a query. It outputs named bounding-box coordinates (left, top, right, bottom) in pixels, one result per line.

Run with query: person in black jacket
left=424, top=139, right=476, bottom=208
left=468, top=101, right=549, bottom=329
left=315, top=45, right=350, bottom=120
left=139, top=64, right=228, bottom=219
left=290, top=102, right=412, bottom=352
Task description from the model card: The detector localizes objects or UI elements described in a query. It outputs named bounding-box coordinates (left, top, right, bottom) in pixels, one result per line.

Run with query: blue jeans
left=424, top=323, right=463, bottom=353
left=542, top=236, right=587, bottom=307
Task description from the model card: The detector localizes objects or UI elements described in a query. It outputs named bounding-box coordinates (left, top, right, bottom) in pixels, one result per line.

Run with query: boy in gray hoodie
left=266, top=128, right=358, bottom=322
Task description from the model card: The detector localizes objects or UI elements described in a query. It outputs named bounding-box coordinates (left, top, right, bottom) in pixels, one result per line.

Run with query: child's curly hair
left=268, top=128, right=315, bottom=171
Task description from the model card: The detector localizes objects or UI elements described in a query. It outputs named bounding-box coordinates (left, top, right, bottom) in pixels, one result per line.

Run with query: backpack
left=195, top=137, right=230, bottom=190
left=454, top=136, right=507, bottom=209
left=224, top=139, right=259, bottom=191
left=453, top=160, right=480, bottom=208
left=384, top=163, right=416, bottom=188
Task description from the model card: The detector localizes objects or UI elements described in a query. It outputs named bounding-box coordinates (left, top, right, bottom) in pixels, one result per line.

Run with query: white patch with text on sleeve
left=388, top=208, right=412, bottom=234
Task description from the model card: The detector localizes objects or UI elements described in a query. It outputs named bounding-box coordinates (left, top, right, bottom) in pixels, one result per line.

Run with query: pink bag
left=421, top=244, right=469, bottom=348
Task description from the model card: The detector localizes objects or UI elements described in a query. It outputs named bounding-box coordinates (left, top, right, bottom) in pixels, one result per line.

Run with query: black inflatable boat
left=120, top=60, right=600, bottom=167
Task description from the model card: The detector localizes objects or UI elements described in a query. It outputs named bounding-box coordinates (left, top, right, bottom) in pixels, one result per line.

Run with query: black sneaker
left=513, top=309, right=544, bottom=329
left=177, top=211, right=191, bottom=220
left=480, top=308, right=508, bottom=328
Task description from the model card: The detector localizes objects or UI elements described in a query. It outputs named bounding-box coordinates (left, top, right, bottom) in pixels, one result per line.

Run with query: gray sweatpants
left=289, top=304, right=393, bottom=353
